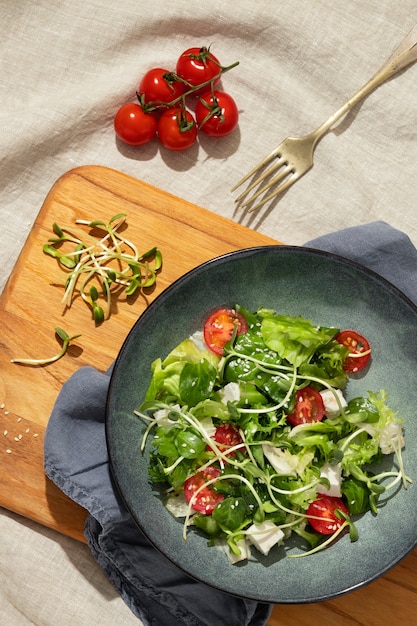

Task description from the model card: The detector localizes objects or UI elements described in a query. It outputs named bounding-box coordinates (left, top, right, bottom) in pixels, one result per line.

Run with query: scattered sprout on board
left=11, top=327, right=81, bottom=366
left=43, top=213, right=163, bottom=323
left=136, top=305, right=411, bottom=563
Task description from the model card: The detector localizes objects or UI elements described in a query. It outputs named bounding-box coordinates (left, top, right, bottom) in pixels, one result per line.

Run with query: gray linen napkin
left=44, top=220, right=417, bottom=626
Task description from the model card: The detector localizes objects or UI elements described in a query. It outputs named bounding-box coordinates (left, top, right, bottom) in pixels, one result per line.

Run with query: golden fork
left=232, top=23, right=417, bottom=212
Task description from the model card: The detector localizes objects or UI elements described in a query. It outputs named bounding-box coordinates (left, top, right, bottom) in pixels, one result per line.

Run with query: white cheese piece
left=379, top=422, right=405, bottom=454
left=317, top=462, right=342, bottom=497
left=199, top=415, right=217, bottom=438
left=215, top=538, right=251, bottom=564
left=219, top=381, right=241, bottom=405
left=165, top=492, right=193, bottom=518
left=320, top=388, right=347, bottom=418
left=189, top=330, right=207, bottom=352
left=359, top=421, right=405, bottom=455
left=246, top=521, right=284, bottom=556
left=229, top=538, right=251, bottom=564
left=153, top=404, right=181, bottom=427
left=230, top=539, right=251, bottom=564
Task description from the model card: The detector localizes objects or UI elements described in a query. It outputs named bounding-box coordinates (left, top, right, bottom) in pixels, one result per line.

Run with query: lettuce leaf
left=261, top=314, right=338, bottom=367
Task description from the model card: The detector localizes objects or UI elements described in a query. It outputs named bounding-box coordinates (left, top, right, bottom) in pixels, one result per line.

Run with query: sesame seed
left=0, top=403, right=4, bottom=409
left=6, top=449, right=12, bottom=454
left=3, top=430, right=8, bottom=436
left=25, top=428, right=30, bottom=434
left=4, top=411, right=9, bottom=416
left=33, top=433, right=39, bottom=438
left=17, top=417, right=21, bottom=423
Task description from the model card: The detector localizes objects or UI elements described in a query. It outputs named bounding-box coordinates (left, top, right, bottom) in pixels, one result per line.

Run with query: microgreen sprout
left=43, top=213, right=162, bottom=324
left=288, top=511, right=358, bottom=558
left=11, top=327, right=81, bottom=366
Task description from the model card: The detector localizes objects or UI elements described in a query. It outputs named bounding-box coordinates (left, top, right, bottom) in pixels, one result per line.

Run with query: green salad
left=136, top=305, right=410, bottom=562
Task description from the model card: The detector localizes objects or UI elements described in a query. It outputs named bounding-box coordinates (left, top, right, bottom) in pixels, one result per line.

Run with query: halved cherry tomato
left=307, top=494, right=349, bottom=535
left=184, top=466, right=224, bottom=514
left=138, top=68, right=185, bottom=108
left=286, top=386, right=325, bottom=427
left=176, top=46, right=221, bottom=94
left=208, top=423, right=243, bottom=458
left=195, top=91, right=239, bottom=137
left=335, top=330, right=371, bottom=373
left=203, top=307, right=248, bottom=355
left=157, top=108, right=197, bottom=151
left=114, top=103, right=157, bottom=146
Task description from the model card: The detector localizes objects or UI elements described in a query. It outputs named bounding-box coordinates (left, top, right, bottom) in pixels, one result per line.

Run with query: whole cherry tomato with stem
left=114, top=103, right=157, bottom=146
left=137, top=68, right=185, bottom=111
left=157, top=107, right=197, bottom=151
left=195, top=90, right=239, bottom=137
left=176, top=46, right=222, bottom=95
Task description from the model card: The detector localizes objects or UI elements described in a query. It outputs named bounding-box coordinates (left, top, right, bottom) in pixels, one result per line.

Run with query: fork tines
left=232, top=150, right=298, bottom=212
left=231, top=135, right=308, bottom=212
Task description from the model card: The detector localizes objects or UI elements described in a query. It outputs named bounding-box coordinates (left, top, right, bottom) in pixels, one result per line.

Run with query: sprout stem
left=11, top=328, right=81, bottom=366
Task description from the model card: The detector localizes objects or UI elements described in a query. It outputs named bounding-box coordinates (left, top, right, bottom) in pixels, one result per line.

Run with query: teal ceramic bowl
left=106, top=246, right=417, bottom=603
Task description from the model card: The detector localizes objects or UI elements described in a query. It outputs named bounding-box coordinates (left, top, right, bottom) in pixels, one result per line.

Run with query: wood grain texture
left=1, top=165, right=416, bottom=625
left=0, top=165, right=277, bottom=542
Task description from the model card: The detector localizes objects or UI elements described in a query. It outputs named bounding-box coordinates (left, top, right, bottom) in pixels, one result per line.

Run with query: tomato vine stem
left=137, top=61, right=239, bottom=117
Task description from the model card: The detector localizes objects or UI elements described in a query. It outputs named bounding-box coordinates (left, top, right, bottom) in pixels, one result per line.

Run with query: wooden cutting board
left=1, top=165, right=417, bottom=626
left=0, top=165, right=278, bottom=541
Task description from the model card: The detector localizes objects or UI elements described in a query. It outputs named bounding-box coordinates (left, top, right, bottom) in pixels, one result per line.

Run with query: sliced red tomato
left=286, top=386, right=325, bottom=427
left=203, top=307, right=248, bottom=355
left=184, top=466, right=224, bottom=514
left=307, top=495, right=349, bottom=535
left=335, top=330, right=371, bottom=373
left=209, top=423, right=243, bottom=457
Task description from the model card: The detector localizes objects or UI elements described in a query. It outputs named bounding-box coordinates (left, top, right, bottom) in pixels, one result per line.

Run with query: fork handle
left=313, top=22, right=417, bottom=138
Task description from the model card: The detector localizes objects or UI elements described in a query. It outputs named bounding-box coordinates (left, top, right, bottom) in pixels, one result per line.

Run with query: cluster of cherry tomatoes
left=114, top=46, right=239, bottom=151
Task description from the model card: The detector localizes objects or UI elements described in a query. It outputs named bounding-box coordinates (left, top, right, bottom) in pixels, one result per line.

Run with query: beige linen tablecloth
left=1, top=1, right=416, bottom=624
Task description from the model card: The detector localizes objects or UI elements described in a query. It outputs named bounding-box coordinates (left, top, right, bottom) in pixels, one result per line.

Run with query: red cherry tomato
left=286, top=386, right=325, bottom=427
left=114, top=103, right=157, bottom=146
left=176, top=46, right=221, bottom=94
left=307, top=495, right=349, bottom=535
left=335, top=330, right=371, bottom=373
left=203, top=307, right=248, bottom=355
left=157, top=107, right=197, bottom=151
left=184, top=466, right=224, bottom=514
left=209, top=423, right=243, bottom=457
left=138, top=68, right=185, bottom=108
left=195, top=91, right=239, bottom=137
